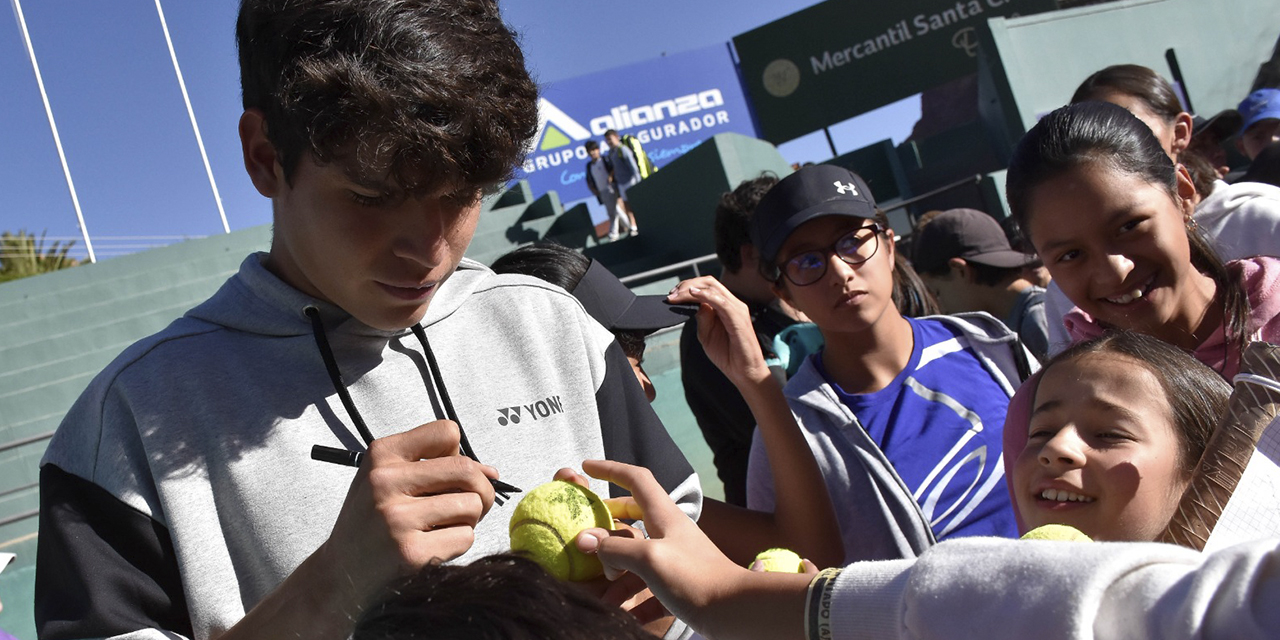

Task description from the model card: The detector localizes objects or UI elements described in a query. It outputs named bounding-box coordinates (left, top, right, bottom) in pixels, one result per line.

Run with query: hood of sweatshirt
left=183, top=252, right=492, bottom=338
left=1196, top=180, right=1280, bottom=220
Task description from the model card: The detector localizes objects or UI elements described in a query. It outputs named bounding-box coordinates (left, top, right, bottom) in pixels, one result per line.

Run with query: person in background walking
left=606, top=129, right=641, bottom=235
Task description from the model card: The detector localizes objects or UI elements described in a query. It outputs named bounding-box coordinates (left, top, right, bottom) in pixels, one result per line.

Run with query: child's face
left=1024, top=162, right=1216, bottom=350
left=772, top=216, right=896, bottom=336
left=265, top=154, right=482, bottom=330
left=588, top=147, right=601, bottom=161
left=1014, top=352, right=1189, bottom=541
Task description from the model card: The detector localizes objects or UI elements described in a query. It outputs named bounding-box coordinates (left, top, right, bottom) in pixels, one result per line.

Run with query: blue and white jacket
left=747, top=312, right=1036, bottom=563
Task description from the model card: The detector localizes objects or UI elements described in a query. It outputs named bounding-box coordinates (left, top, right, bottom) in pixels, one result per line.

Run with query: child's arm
left=581, top=459, right=1280, bottom=640
left=667, top=277, right=843, bottom=568
left=577, top=460, right=813, bottom=640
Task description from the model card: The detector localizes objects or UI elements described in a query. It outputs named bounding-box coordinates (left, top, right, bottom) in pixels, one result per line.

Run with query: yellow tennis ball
left=1020, top=524, right=1092, bottom=542
left=751, top=547, right=804, bottom=573
left=509, top=480, right=615, bottom=581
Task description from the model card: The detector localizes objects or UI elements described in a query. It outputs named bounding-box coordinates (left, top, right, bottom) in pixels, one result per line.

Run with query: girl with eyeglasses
left=670, top=164, right=1036, bottom=562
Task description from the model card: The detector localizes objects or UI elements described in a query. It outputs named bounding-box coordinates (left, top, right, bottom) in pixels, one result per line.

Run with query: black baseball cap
left=912, top=208, right=1035, bottom=273
left=572, top=260, right=693, bottom=332
left=750, top=165, right=878, bottom=266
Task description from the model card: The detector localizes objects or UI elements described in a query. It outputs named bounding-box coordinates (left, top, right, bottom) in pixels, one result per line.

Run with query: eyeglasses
left=778, top=223, right=883, bottom=286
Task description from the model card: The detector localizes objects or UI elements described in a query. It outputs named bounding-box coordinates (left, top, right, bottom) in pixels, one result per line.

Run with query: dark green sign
left=733, top=0, right=1058, bottom=143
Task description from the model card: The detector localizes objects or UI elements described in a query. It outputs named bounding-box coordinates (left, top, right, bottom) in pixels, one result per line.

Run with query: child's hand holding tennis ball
left=572, top=459, right=814, bottom=640
left=509, top=480, right=616, bottom=581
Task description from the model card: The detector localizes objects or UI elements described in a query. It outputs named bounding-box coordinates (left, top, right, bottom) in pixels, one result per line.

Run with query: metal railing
left=618, top=253, right=719, bottom=285
left=0, top=430, right=55, bottom=454
left=0, top=509, right=38, bottom=529
left=0, top=433, right=53, bottom=524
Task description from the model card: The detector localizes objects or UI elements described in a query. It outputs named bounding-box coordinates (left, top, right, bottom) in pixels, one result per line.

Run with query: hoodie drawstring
left=409, top=323, right=480, bottom=463
left=305, top=306, right=376, bottom=446
left=303, top=306, right=509, bottom=502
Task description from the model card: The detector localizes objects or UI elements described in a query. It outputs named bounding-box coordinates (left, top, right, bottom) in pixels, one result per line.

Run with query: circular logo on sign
left=951, top=27, right=978, bottom=58
left=762, top=59, right=801, bottom=98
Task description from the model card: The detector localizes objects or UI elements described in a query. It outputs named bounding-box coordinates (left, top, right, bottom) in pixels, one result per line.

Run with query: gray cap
left=912, top=208, right=1034, bottom=274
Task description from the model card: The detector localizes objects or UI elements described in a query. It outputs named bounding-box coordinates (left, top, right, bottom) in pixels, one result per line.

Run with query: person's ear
left=1174, top=163, right=1198, bottom=219
left=883, top=227, right=896, bottom=261
left=771, top=278, right=793, bottom=306
left=240, top=109, right=284, bottom=197
left=948, top=257, right=974, bottom=283
left=1170, top=112, right=1194, bottom=157
left=740, top=244, right=759, bottom=272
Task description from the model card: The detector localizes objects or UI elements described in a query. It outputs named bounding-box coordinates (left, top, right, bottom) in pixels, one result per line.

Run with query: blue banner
left=517, top=44, right=758, bottom=205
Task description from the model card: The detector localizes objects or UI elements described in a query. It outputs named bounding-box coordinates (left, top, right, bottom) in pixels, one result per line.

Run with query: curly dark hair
left=236, top=0, right=539, bottom=193
left=353, top=554, right=652, bottom=640
left=714, top=173, right=779, bottom=272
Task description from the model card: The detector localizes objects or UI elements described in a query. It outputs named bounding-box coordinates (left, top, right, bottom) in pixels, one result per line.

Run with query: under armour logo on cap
left=750, top=164, right=878, bottom=267
left=834, top=181, right=858, bottom=195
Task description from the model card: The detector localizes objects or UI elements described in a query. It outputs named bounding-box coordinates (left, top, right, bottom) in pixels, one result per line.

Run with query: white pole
left=10, top=0, right=96, bottom=262
left=154, top=0, right=229, bottom=234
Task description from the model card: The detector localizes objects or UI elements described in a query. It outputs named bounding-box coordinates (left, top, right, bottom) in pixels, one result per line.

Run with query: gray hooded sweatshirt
left=37, top=253, right=701, bottom=640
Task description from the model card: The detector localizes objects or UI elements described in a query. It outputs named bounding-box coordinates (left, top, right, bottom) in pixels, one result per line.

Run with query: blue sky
left=0, top=0, right=920, bottom=261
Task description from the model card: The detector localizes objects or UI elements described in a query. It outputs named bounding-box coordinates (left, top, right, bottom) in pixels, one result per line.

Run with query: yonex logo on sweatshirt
left=496, top=396, right=564, bottom=426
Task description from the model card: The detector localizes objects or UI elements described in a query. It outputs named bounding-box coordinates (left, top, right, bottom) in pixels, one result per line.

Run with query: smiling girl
left=1000, top=101, right=1280, bottom=535
left=1014, top=331, right=1229, bottom=541
left=1036, top=66, right=1280, bottom=354
left=1006, top=100, right=1280, bottom=378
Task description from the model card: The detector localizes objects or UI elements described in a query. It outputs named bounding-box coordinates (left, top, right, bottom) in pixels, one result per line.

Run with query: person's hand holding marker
left=575, top=460, right=814, bottom=640
left=224, top=420, right=503, bottom=640
left=318, top=420, right=500, bottom=609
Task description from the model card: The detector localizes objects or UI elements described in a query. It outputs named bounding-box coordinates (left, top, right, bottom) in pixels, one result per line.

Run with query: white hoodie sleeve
left=824, top=537, right=1280, bottom=640
left=1194, top=180, right=1280, bottom=262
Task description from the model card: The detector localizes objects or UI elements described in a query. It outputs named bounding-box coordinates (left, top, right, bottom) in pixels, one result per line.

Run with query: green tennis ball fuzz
left=1020, top=524, right=1092, bottom=542
left=752, top=548, right=804, bottom=573
left=509, top=480, right=615, bottom=581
